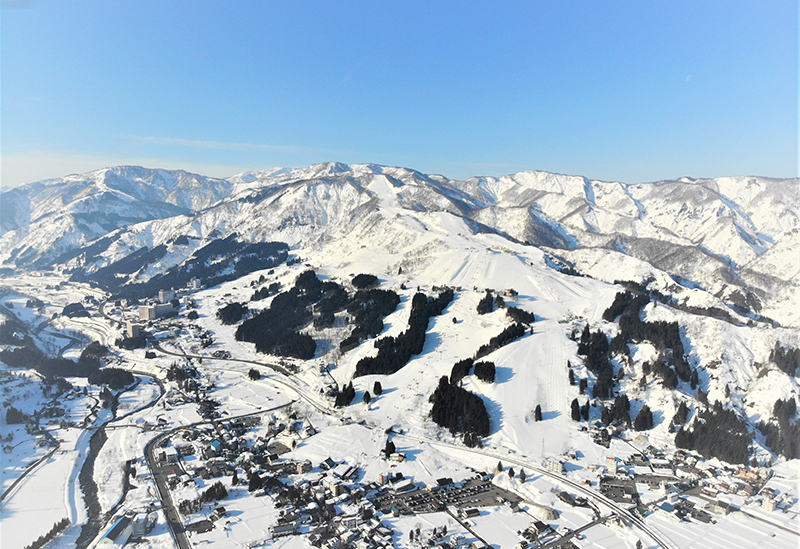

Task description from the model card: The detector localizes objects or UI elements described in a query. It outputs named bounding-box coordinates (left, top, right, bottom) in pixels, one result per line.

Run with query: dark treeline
left=22, top=518, right=70, bottom=549
left=88, top=368, right=135, bottom=390
left=758, top=398, right=800, bottom=459
left=352, top=273, right=379, bottom=289
left=450, top=358, right=473, bottom=385
left=0, top=319, right=26, bottom=344
left=216, top=302, right=249, bottom=325
left=634, top=404, right=654, bottom=431
left=251, top=282, right=281, bottom=301
left=0, top=341, right=134, bottom=393
left=429, top=375, right=490, bottom=440
left=236, top=270, right=323, bottom=359
left=473, top=361, right=495, bottom=383
left=601, top=395, right=632, bottom=426
left=450, top=358, right=496, bottom=386
left=1, top=344, right=96, bottom=379
left=477, top=290, right=494, bottom=315
left=238, top=270, right=399, bottom=360
left=643, top=359, right=679, bottom=390
left=72, top=235, right=288, bottom=299
left=605, top=291, right=691, bottom=383
left=675, top=401, right=752, bottom=464
left=335, top=382, right=356, bottom=407
left=355, top=288, right=453, bottom=377
left=770, top=342, right=800, bottom=376
left=506, top=306, right=535, bottom=324
left=577, top=326, right=614, bottom=399
left=474, top=323, right=526, bottom=360
left=339, top=289, right=400, bottom=352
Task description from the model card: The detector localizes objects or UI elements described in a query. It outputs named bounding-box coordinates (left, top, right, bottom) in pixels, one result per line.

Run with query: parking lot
left=371, top=478, right=523, bottom=515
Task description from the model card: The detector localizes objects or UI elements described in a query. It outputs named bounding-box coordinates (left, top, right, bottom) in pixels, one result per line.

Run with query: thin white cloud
left=0, top=151, right=264, bottom=189
left=126, top=135, right=301, bottom=153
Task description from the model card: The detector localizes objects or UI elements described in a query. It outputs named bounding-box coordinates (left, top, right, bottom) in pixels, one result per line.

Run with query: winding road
left=97, top=299, right=681, bottom=548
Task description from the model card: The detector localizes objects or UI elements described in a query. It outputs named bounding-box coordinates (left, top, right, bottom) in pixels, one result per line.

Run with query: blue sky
left=1, top=1, right=797, bottom=187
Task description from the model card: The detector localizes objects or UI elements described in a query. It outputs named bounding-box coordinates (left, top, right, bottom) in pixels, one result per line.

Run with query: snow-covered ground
left=1, top=191, right=799, bottom=548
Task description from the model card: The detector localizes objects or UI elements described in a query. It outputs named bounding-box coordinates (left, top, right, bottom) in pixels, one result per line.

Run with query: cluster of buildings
left=138, top=289, right=177, bottom=321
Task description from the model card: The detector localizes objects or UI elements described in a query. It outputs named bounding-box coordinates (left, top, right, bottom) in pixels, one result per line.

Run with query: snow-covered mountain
left=2, top=162, right=799, bottom=326
left=0, top=166, right=232, bottom=268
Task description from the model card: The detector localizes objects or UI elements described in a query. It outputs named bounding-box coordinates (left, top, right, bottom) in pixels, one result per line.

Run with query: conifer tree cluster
left=506, top=306, right=535, bottom=324
left=601, top=395, right=632, bottom=426
left=577, top=326, right=614, bottom=399
left=770, top=342, right=800, bottom=376
left=6, top=406, right=25, bottom=424
left=450, top=358, right=474, bottom=385
left=352, top=273, right=379, bottom=289
left=0, top=340, right=107, bottom=380
left=429, top=376, right=490, bottom=438
left=675, top=402, right=752, bottom=464
left=238, top=270, right=399, bottom=360
left=88, top=367, right=135, bottom=390
left=608, top=291, right=691, bottom=382
left=251, top=281, right=281, bottom=301
left=335, top=382, right=356, bottom=407
left=758, top=398, right=800, bottom=459
left=216, top=301, right=248, bottom=325
left=355, top=289, right=453, bottom=376
left=200, top=481, right=228, bottom=502
left=473, top=361, right=496, bottom=383
left=571, top=398, right=581, bottom=421
left=476, top=290, right=494, bottom=315
left=475, top=323, right=526, bottom=359
left=673, top=400, right=689, bottom=426
left=339, top=289, right=401, bottom=352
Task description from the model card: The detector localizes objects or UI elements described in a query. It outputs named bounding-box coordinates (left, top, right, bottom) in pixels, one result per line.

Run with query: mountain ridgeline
left=2, top=163, right=799, bottom=327
left=2, top=162, right=800, bottom=467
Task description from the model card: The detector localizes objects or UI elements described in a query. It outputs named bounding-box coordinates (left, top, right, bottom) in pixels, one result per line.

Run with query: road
left=100, top=300, right=681, bottom=548
left=397, top=434, right=680, bottom=549
left=143, top=403, right=294, bottom=549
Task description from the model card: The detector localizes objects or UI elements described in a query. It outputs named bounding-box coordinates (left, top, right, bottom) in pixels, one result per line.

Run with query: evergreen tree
left=519, top=469, right=526, bottom=483
left=373, top=380, right=383, bottom=395
left=508, top=467, right=515, bottom=478
left=634, top=405, right=653, bottom=431
left=6, top=406, right=24, bottom=424
left=571, top=398, right=581, bottom=421
left=385, top=439, right=396, bottom=456
left=569, top=369, right=575, bottom=386
left=674, top=401, right=689, bottom=425
left=477, top=291, right=494, bottom=315
left=363, top=391, right=371, bottom=404
left=473, top=361, right=495, bottom=383
left=534, top=404, right=542, bottom=422
left=248, top=473, right=263, bottom=492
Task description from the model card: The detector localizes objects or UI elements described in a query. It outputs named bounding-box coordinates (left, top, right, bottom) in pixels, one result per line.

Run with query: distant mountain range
left=2, top=163, right=799, bottom=326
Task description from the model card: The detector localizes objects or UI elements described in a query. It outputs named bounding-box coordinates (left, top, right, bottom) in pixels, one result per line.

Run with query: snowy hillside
left=6, top=162, right=794, bottom=328
left=0, top=166, right=232, bottom=268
